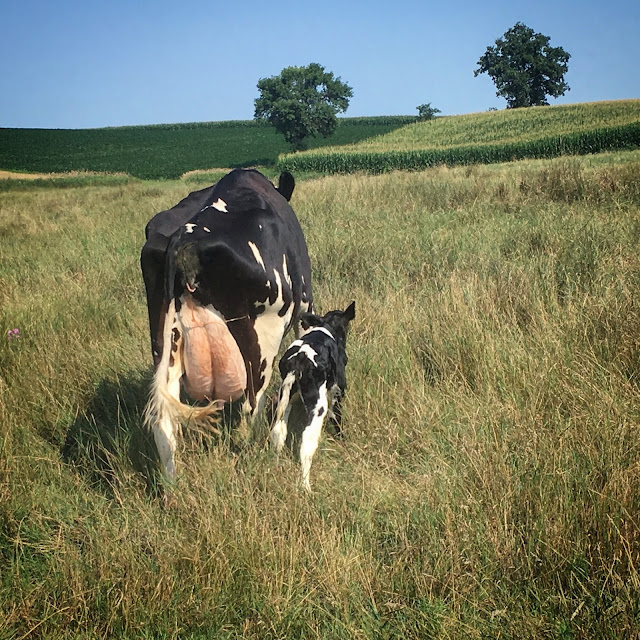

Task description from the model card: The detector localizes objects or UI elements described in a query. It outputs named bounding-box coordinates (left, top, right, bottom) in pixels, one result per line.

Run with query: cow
left=140, top=169, right=312, bottom=481
left=270, top=301, right=355, bottom=492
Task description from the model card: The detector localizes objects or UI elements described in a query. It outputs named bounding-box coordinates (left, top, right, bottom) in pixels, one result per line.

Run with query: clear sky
left=2, top=0, right=639, bottom=129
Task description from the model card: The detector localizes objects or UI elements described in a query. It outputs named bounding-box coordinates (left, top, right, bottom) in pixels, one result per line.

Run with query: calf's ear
left=343, top=301, right=356, bottom=322
left=300, top=312, right=322, bottom=330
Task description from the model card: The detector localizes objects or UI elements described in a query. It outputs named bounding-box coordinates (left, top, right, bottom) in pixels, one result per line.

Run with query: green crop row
left=309, top=100, right=640, bottom=156
left=0, top=117, right=414, bottom=180
left=276, top=122, right=640, bottom=174
left=104, top=115, right=417, bottom=131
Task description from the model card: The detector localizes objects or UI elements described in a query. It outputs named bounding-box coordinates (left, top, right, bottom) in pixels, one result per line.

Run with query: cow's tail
left=143, top=297, right=222, bottom=442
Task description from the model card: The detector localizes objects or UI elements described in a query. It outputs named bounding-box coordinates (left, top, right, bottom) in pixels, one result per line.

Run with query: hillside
left=278, top=100, right=640, bottom=174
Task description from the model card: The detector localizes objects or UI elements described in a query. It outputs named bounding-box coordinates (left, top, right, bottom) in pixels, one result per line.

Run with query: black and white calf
left=270, top=302, right=355, bottom=491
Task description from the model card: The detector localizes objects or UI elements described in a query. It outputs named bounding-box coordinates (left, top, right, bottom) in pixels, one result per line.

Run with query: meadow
left=1, top=149, right=639, bottom=638
left=0, top=117, right=415, bottom=180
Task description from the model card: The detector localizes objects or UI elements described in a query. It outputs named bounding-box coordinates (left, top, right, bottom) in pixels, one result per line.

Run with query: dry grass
left=0, top=170, right=129, bottom=180
left=1, top=153, right=639, bottom=638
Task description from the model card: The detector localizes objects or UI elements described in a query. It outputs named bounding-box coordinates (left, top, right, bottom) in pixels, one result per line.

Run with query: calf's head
left=299, top=301, right=356, bottom=344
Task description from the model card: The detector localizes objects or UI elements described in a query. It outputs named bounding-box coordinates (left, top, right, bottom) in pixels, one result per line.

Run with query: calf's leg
left=270, top=371, right=296, bottom=453
left=299, top=381, right=329, bottom=492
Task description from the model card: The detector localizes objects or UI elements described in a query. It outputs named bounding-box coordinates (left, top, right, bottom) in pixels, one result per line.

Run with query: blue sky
left=2, top=0, right=638, bottom=129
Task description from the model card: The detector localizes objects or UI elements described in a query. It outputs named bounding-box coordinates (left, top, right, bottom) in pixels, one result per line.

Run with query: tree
left=254, top=63, right=353, bottom=151
left=474, top=22, right=570, bottom=109
left=416, top=103, right=441, bottom=120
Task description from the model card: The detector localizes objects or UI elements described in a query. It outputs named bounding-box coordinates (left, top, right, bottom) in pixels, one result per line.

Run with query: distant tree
left=474, top=22, right=570, bottom=108
left=417, top=103, right=441, bottom=120
left=254, top=63, right=353, bottom=151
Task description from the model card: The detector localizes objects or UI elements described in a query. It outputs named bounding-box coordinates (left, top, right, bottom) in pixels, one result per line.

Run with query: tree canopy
left=416, top=103, right=441, bottom=120
left=254, top=63, right=353, bottom=151
left=474, top=22, right=571, bottom=109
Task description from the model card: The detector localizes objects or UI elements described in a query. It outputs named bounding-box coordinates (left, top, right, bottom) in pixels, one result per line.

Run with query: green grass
left=317, top=100, right=640, bottom=153
left=278, top=100, right=640, bottom=174
left=0, top=116, right=416, bottom=180
left=1, top=151, right=640, bottom=638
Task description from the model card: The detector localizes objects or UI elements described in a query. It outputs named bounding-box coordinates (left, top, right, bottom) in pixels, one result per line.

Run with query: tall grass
left=1, top=152, right=640, bottom=638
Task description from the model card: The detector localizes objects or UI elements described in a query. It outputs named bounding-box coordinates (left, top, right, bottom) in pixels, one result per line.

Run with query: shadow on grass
left=61, top=370, right=254, bottom=500
left=60, top=371, right=341, bottom=500
left=61, top=370, right=161, bottom=499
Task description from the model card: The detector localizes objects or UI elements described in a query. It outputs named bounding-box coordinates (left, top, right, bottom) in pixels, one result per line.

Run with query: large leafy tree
left=474, top=22, right=570, bottom=108
left=254, top=63, right=353, bottom=151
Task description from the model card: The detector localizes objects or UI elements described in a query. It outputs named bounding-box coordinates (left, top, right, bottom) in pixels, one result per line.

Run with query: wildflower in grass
left=7, top=328, right=20, bottom=340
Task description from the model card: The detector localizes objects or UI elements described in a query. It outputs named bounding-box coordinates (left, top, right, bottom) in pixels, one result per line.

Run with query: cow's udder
left=178, top=295, right=247, bottom=402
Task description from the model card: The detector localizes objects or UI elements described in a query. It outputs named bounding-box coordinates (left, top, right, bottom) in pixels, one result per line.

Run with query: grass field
left=1, top=149, right=639, bottom=638
left=0, top=117, right=415, bottom=180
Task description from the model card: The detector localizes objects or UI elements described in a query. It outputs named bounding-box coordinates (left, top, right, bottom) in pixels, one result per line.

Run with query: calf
left=270, top=301, right=355, bottom=491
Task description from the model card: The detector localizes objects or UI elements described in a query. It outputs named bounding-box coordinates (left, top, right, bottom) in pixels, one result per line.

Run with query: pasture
left=1, top=151, right=640, bottom=638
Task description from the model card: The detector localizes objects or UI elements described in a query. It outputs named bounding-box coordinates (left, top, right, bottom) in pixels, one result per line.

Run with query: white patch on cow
left=185, top=223, right=196, bottom=233
left=258, top=224, right=263, bottom=230
left=248, top=241, right=267, bottom=272
left=273, top=268, right=282, bottom=298
left=289, top=343, right=318, bottom=366
left=212, top=198, right=228, bottom=212
left=246, top=267, right=294, bottom=416
left=203, top=227, right=211, bottom=233
left=282, top=254, right=292, bottom=289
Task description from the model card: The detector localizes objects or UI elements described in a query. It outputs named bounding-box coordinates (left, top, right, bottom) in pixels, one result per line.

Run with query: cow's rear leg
left=299, top=381, right=329, bottom=493
left=245, top=312, right=288, bottom=418
left=152, top=354, right=182, bottom=481
left=144, top=301, right=184, bottom=483
left=270, top=371, right=297, bottom=453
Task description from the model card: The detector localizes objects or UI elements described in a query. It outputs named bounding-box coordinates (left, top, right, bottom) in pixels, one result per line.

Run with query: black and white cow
left=270, top=301, right=355, bottom=491
left=140, top=169, right=312, bottom=480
